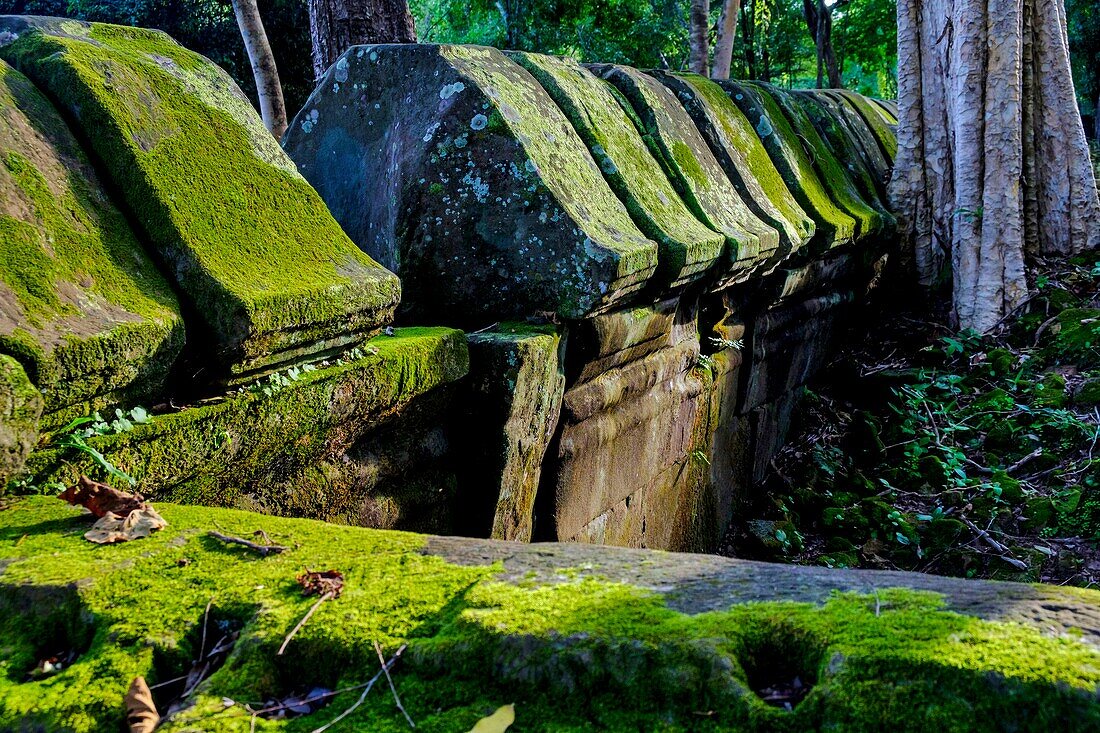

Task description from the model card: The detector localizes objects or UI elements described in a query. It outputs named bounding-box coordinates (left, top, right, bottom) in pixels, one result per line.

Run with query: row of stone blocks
left=0, top=15, right=899, bottom=551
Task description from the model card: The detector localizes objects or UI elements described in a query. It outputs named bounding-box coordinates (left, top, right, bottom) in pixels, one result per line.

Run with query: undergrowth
left=725, top=251, right=1100, bottom=587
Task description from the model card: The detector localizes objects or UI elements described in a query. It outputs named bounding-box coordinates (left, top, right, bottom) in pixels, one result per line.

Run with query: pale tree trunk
left=689, top=0, right=710, bottom=76
left=309, top=0, right=417, bottom=80
left=230, top=0, right=287, bottom=138
left=711, top=0, right=741, bottom=80
left=891, top=0, right=1100, bottom=332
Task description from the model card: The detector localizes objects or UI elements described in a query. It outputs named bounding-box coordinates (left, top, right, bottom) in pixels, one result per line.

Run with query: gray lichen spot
left=471, top=113, right=488, bottom=130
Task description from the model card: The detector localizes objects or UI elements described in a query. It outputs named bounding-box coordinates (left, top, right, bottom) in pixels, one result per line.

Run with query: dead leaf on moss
left=467, top=704, right=515, bottom=733
left=296, top=569, right=344, bottom=598
left=125, top=676, right=159, bottom=733
left=60, top=476, right=145, bottom=518
left=85, top=505, right=167, bottom=544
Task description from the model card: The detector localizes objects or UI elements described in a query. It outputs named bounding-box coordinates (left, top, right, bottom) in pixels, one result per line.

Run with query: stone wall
left=1, top=17, right=899, bottom=551
left=284, top=44, right=898, bottom=550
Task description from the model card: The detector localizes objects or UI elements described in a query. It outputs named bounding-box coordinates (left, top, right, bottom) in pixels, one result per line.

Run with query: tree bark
left=230, top=0, right=287, bottom=138
left=891, top=0, right=1100, bottom=332
left=803, top=0, right=842, bottom=88
left=741, top=0, right=756, bottom=79
left=711, top=0, right=741, bottom=80
left=689, top=0, right=710, bottom=76
left=309, top=0, right=417, bottom=81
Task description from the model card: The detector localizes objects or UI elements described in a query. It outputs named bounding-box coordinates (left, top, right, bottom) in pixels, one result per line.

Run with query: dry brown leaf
left=85, top=506, right=167, bottom=544
left=124, top=676, right=159, bottom=733
left=467, top=704, right=515, bottom=733
left=296, top=569, right=344, bottom=598
left=60, top=476, right=145, bottom=518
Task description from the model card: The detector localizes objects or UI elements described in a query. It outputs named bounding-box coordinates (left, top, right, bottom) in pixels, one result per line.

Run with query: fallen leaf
left=467, top=704, right=515, bottom=733
left=84, top=506, right=167, bottom=544
left=125, top=676, right=159, bottom=733
left=296, top=569, right=344, bottom=598
left=60, top=476, right=145, bottom=518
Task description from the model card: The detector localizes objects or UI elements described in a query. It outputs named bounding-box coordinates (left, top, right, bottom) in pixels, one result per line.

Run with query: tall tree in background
left=802, top=0, right=843, bottom=87
left=230, top=0, right=287, bottom=136
left=689, top=0, right=709, bottom=74
left=711, top=0, right=740, bottom=79
left=891, top=0, right=1100, bottom=332
left=309, top=0, right=417, bottom=79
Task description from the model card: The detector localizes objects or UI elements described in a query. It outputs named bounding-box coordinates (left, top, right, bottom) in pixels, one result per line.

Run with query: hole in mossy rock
left=0, top=583, right=96, bottom=683
left=739, top=623, right=823, bottom=712
left=151, top=603, right=250, bottom=717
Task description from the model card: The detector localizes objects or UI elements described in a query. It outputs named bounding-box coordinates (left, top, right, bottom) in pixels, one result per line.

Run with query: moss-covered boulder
left=22, top=328, right=469, bottom=526
left=0, top=354, right=40, bottom=484
left=508, top=52, right=725, bottom=289
left=0, top=58, right=183, bottom=422
left=283, top=43, right=659, bottom=324
left=650, top=71, right=815, bottom=262
left=593, top=63, right=781, bottom=285
left=1, top=496, right=1099, bottom=731
left=718, top=81, right=858, bottom=253
left=0, top=17, right=400, bottom=377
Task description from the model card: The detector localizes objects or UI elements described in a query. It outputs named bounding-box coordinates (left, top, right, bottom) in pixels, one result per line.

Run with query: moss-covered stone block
left=795, top=90, right=892, bottom=200
left=455, top=323, right=565, bottom=541
left=0, top=17, right=400, bottom=377
left=0, top=354, right=40, bottom=485
left=649, top=71, right=816, bottom=264
left=0, top=57, right=183, bottom=421
left=831, top=89, right=898, bottom=164
left=509, top=52, right=724, bottom=290
left=718, top=81, right=858, bottom=253
left=283, top=43, right=658, bottom=324
left=1, top=497, right=1099, bottom=731
left=593, top=63, right=781, bottom=285
left=21, top=328, right=469, bottom=519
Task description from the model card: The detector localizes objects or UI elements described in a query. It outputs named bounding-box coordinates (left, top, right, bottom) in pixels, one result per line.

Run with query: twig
left=1005, top=448, right=1043, bottom=474
left=207, top=530, right=288, bottom=556
left=960, top=517, right=1028, bottom=570
left=374, top=640, right=415, bottom=728
left=198, top=598, right=213, bottom=665
left=278, top=591, right=334, bottom=656
left=469, top=321, right=500, bottom=335
left=312, top=645, right=407, bottom=733
left=872, top=588, right=881, bottom=617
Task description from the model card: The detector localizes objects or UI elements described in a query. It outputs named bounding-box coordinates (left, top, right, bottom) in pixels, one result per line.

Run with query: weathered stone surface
left=719, top=80, right=858, bottom=252
left=1, top=497, right=1098, bottom=732
left=651, top=71, right=816, bottom=262
left=796, top=90, right=893, bottom=201
left=0, top=355, right=39, bottom=484
left=831, top=89, right=898, bottom=163
left=0, top=17, right=400, bottom=377
left=0, top=58, right=183, bottom=421
left=593, top=63, right=781, bottom=284
left=510, top=52, right=724, bottom=290
left=23, top=328, right=469, bottom=526
left=284, top=43, right=658, bottom=324
left=752, top=82, right=893, bottom=241
left=455, top=324, right=565, bottom=541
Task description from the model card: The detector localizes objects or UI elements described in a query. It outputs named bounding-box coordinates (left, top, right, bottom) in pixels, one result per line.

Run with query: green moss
left=0, top=497, right=1098, bottom=731
left=836, top=90, right=898, bottom=163
left=654, top=72, right=815, bottom=261
left=1043, top=308, right=1100, bottom=368
left=509, top=52, right=724, bottom=288
left=0, top=20, right=400, bottom=374
left=21, top=328, right=469, bottom=512
left=0, top=354, right=41, bottom=484
left=718, top=81, right=858, bottom=253
left=595, top=64, right=780, bottom=282
left=0, top=58, right=184, bottom=418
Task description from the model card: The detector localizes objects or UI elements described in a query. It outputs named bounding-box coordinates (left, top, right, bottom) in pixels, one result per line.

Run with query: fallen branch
left=1005, top=448, right=1043, bottom=474
left=277, top=591, right=334, bottom=656
left=960, top=517, right=1028, bottom=570
left=374, top=640, right=415, bottom=728
left=312, top=645, right=407, bottom=733
left=206, top=530, right=288, bottom=556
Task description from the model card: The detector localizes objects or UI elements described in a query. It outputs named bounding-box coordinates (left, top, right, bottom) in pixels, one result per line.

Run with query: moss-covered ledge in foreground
left=0, top=497, right=1098, bottom=732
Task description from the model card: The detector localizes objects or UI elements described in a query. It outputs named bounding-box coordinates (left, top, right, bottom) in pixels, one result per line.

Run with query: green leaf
left=468, top=704, right=515, bottom=733
left=895, top=532, right=911, bottom=545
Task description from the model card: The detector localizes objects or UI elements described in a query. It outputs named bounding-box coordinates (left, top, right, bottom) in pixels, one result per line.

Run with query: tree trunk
left=1095, top=90, right=1100, bottom=142
left=741, top=0, right=756, bottom=79
left=689, top=0, right=710, bottom=76
left=230, top=0, right=287, bottom=138
left=891, top=0, right=1100, bottom=332
left=711, top=0, right=741, bottom=80
left=309, top=0, right=417, bottom=80
left=803, top=0, right=842, bottom=88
